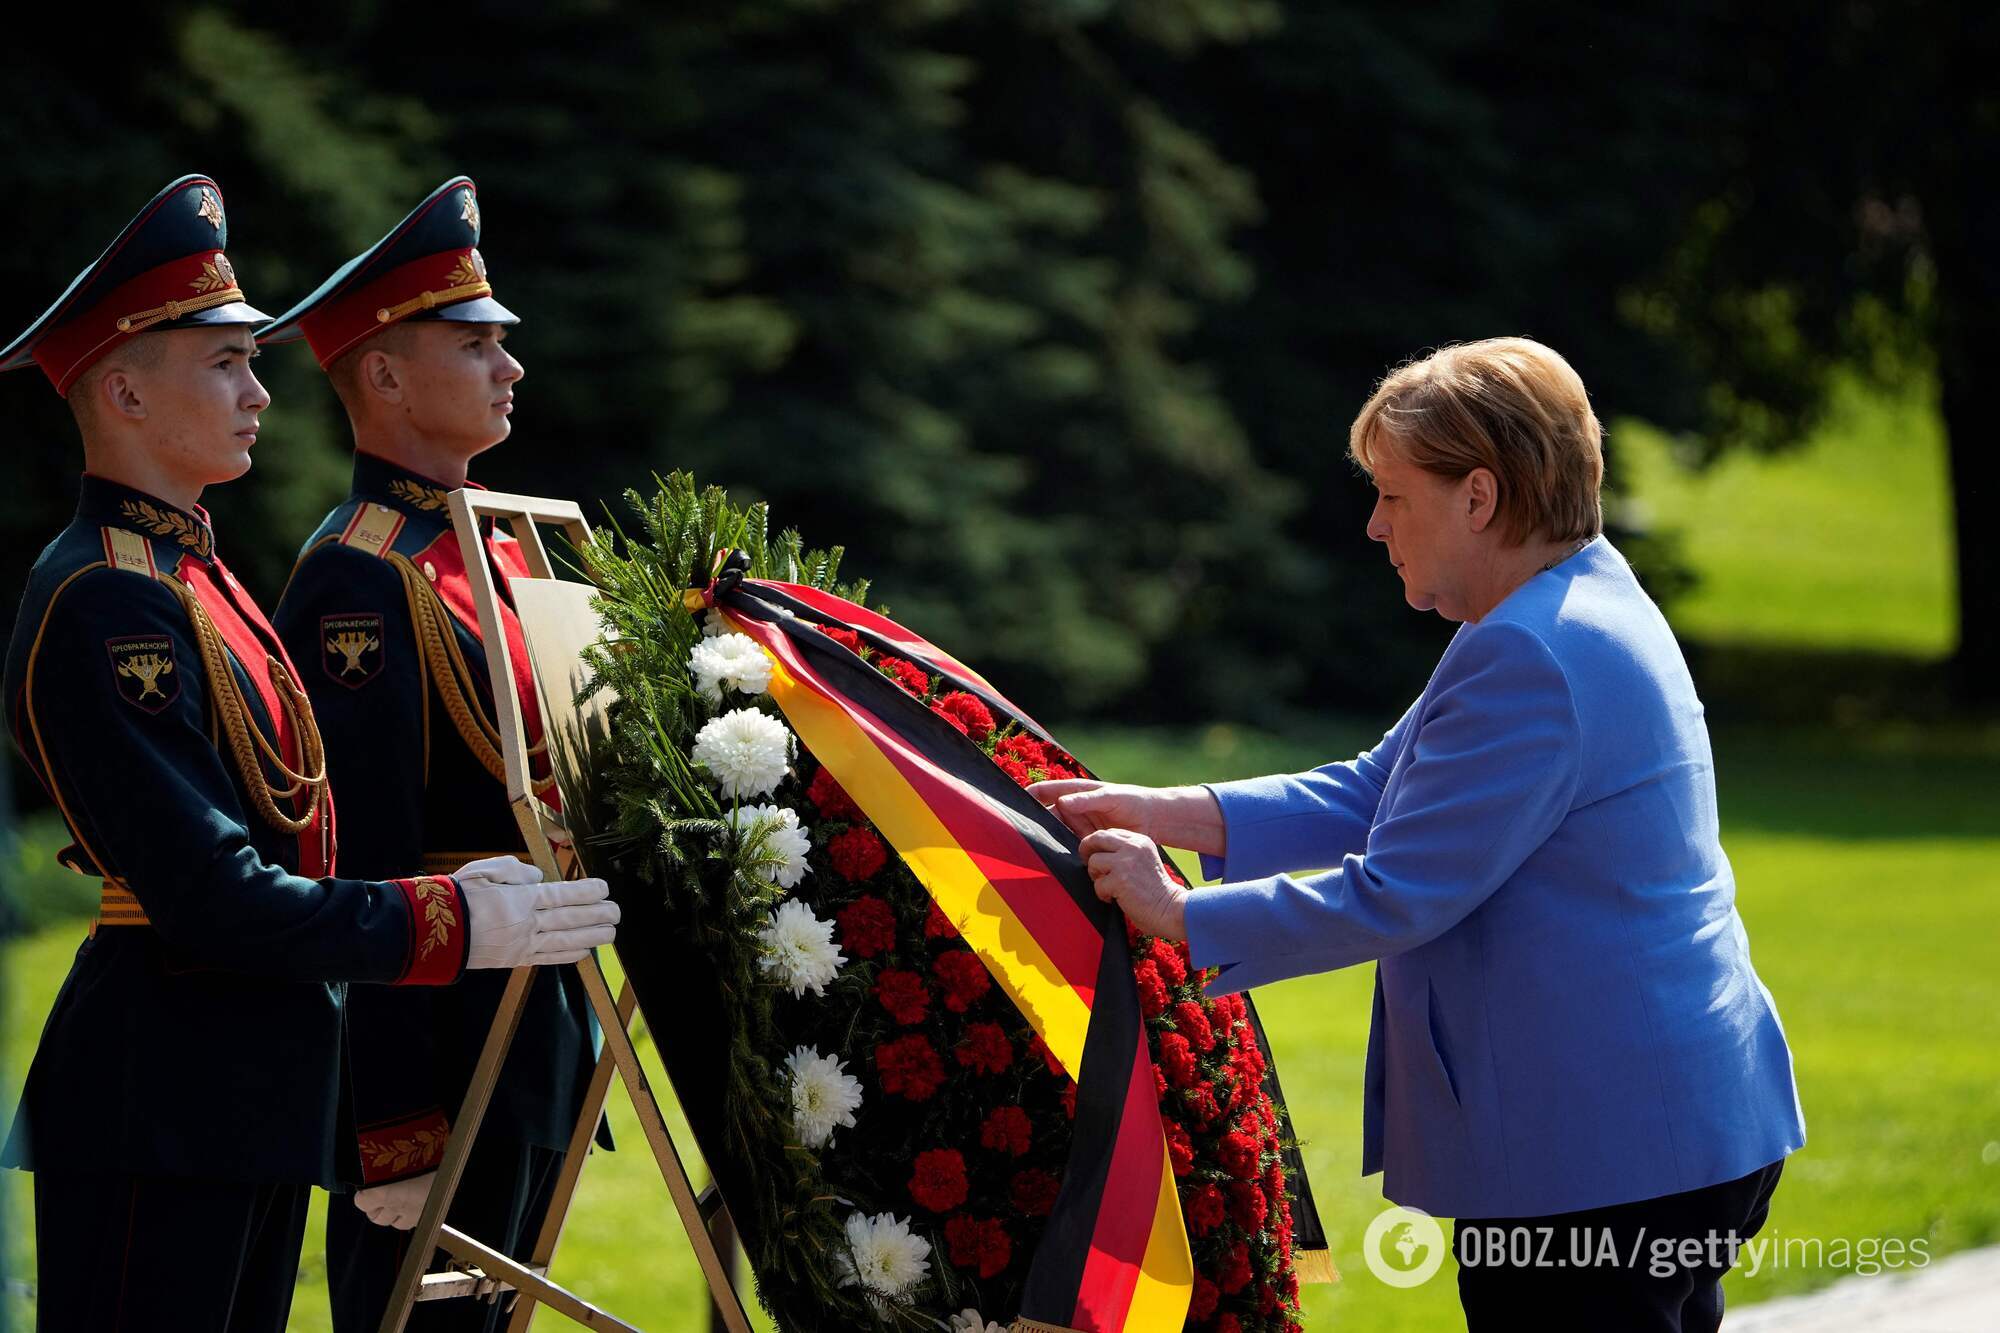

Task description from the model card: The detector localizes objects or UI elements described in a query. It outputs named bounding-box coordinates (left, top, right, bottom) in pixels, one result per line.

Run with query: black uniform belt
left=94, top=855, right=529, bottom=931
left=417, top=850, right=531, bottom=877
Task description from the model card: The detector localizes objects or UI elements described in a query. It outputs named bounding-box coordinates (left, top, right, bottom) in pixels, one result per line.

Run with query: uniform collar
left=78, top=473, right=217, bottom=564
left=351, top=449, right=463, bottom=518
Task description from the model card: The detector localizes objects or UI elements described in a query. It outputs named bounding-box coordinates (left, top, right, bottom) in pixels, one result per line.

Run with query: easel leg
left=379, top=965, right=536, bottom=1333
left=574, top=954, right=753, bottom=1333
left=504, top=974, right=636, bottom=1333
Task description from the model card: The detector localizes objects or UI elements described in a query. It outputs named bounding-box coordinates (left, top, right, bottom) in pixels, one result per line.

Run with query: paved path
left=1728, top=1244, right=2000, bottom=1332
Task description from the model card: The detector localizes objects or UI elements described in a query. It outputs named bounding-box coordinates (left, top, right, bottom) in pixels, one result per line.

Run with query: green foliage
left=576, top=474, right=907, bottom=1327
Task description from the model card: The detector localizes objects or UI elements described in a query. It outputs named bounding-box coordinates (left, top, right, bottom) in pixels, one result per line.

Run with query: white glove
left=354, top=1170, right=437, bottom=1230
left=455, top=856, right=619, bottom=969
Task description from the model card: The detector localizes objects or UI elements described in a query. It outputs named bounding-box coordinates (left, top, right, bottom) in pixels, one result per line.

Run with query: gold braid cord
left=165, top=576, right=329, bottom=836
left=388, top=551, right=555, bottom=796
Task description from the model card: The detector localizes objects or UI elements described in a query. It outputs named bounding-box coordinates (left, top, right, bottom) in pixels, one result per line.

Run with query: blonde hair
left=1349, top=337, right=1604, bottom=545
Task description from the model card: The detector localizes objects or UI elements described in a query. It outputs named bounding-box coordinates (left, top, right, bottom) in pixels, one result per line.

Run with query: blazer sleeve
left=277, top=542, right=455, bottom=1182
left=1196, top=700, right=1417, bottom=882
left=26, top=567, right=467, bottom=986
left=1186, top=621, right=1582, bottom=993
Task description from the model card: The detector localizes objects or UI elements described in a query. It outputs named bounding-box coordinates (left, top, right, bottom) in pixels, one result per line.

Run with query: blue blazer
left=1187, top=537, right=1805, bottom=1218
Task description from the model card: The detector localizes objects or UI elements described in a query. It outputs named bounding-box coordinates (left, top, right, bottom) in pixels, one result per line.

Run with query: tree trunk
left=1929, top=19, right=2000, bottom=705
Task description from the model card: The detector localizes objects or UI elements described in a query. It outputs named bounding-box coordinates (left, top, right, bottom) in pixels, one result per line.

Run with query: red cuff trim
left=390, top=875, right=468, bottom=986
left=357, top=1109, right=451, bottom=1185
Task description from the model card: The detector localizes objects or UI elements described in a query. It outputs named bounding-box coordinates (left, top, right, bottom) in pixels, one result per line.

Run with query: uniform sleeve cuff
left=390, top=875, right=469, bottom=986
left=357, top=1109, right=452, bottom=1184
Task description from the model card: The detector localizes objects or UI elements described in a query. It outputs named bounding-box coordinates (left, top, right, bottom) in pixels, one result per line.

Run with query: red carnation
left=875, top=1035, right=945, bottom=1102
left=1258, top=1281, right=1279, bottom=1316
left=1228, top=1179, right=1269, bottom=1232
left=828, top=825, right=889, bottom=882
left=837, top=895, right=897, bottom=959
left=1152, top=1062, right=1168, bottom=1100
left=956, top=1022, right=1012, bottom=1075
left=1232, top=1039, right=1267, bottom=1084
left=1186, top=1182, right=1226, bottom=1236
left=1218, top=1241, right=1253, bottom=1294
left=1218, top=1130, right=1261, bottom=1180
left=1165, top=1121, right=1194, bottom=1176
left=944, top=1215, right=1012, bottom=1280
left=806, top=765, right=864, bottom=820
left=932, top=950, right=991, bottom=1012
left=1159, top=1032, right=1198, bottom=1089
left=1026, top=1033, right=1064, bottom=1077
left=994, top=734, right=1046, bottom=767
left=908, top=1148, right=969, bottom=1213
left=1173, top=1000, right=1214, bottom=1053
left=1184, top=1081, right=1223, bottom=1128
left=996, top=756, right=1032, bottom=786
left=924, top=900, right=960, bottom=939
left=879, top=656, right=931, bottom=698
left=980, top=1104, right=1032, bottom=1157
left=1009, top=1167, right=1060, bottom=1217
left=874, top=969, right=930, bottom=1026
left=1189, top=1275, right=1219, bottom=1322
left=818, top=624, right=863, bottom=653
left=933, top=692, right=994, bottom=743
left=1134, top=961, right=1169, bottom=1019
left=1148, top=938, right=1188, bottom=987
left=1215, top=1315, right=1243, bottom=1333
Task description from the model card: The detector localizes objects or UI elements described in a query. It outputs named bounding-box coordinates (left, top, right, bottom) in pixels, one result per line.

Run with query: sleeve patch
left=106, top=635, right=180, bottom=713
left=321, top=612, right=386, bottom=688
left=357, top=1109, right=451, bottom=1184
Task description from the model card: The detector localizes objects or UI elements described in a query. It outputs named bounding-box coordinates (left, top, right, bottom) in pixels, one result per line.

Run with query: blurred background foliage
left=1, top=0, right=1992, bottom=737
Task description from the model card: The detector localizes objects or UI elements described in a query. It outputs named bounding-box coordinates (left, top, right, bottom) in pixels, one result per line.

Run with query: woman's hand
left=1079, top=829, right=1189, bottom=941
left=1026, top=779, right=1227, bottom=857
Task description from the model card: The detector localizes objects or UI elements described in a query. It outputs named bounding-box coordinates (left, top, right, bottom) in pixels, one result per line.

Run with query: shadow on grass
left=1685, top=642, right=2000, bottom=843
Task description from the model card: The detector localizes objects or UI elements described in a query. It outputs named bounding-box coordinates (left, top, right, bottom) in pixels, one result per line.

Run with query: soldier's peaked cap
left=257, top=177, right=516, bottom=369
left=0, top=175, right=271, bottom=397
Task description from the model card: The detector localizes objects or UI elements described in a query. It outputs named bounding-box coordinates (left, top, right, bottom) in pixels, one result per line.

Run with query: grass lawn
left=1610, top=372, right=1958, bottom=660
left=7, top=718, right=1994, bottom=1331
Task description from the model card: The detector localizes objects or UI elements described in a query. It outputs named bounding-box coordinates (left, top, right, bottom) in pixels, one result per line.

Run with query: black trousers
left=327, top=1137, right=564, bottom=1333
left=32, top=1169, right=310, bottom=1333
left=1455, top=1159, right=1785, bottom=1332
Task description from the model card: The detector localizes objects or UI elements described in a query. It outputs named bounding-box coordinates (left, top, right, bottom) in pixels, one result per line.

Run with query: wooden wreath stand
left=376, top=491, right=752, bottom=1333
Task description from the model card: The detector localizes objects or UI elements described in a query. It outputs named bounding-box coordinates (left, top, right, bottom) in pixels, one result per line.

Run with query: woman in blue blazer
left=1035, top=338, right=1804, bottom=1332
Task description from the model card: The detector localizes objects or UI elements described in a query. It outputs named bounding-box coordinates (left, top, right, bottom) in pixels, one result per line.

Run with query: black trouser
left=327, top=1137, right=564, bottom=1333
left=32, top=1169, right=310, bottom=1333
left=1455, top=1159, right=1784, bottom=1333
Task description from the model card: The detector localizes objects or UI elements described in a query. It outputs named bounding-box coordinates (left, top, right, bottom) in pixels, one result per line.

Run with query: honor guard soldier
left=0, top=176, right=621, bottom=1333
left=262, top=178, right=604, bottom=1333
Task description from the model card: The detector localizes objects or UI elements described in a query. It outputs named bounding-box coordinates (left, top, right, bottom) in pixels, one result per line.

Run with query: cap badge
left=460, top=190, right=480, bottom=230
left=196, top=188, right=224, bottom=231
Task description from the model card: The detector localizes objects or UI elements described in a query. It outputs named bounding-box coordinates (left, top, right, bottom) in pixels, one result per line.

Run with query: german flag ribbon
left=706, top=569, right=1192, bottom=1332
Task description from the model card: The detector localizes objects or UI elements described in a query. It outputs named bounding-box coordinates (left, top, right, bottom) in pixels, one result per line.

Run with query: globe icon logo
left=1362, top=1205, right=1446, bottom=1287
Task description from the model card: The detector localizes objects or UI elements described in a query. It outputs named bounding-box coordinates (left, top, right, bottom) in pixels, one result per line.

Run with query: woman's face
left=1363, top=438, right=1486, bottom=620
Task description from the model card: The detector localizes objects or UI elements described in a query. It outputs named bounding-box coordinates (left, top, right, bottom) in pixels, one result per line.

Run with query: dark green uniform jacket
left=2, top=475, right=471, bottom=1187
left=274, top=451, right=597, bottom=1185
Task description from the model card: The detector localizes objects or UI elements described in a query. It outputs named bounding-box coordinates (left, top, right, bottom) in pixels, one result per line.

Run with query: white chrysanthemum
left=834, top=1211, right=930, bottom=1304
left=688, top=632, right=773, bottom=703
left=757, top=899, right=845, bottom=997
left=702, top=608, right=730, bottom=637
left=947, top=1311, right=1006, bottom=1333
left=692, top=707, right=790, bottom=798
left=784, top=1045, right=863, bottom=1149
left=727, top=803, right=811, bottom=889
